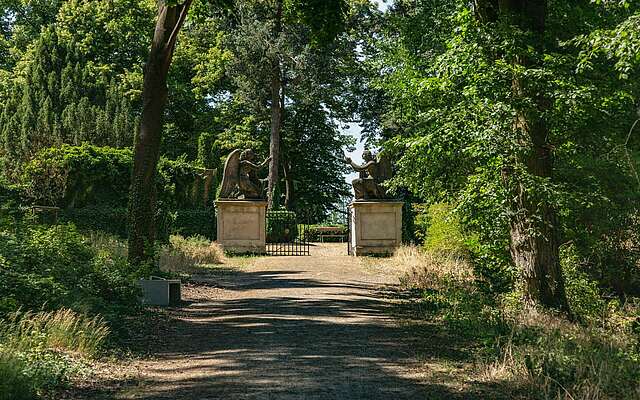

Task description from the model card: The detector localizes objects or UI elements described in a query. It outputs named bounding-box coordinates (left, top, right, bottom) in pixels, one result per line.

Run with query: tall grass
left=159, top=234, right=224, bottom=273
left=391, top=245, right=640, bottom=400
left=0, top=309, right=109, bottom=399
left=0, top=309, right=109, bottom=357
left=393, top=245, right=473, bottom=290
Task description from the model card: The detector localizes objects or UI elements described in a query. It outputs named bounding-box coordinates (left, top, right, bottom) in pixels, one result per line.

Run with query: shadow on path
left=81, top=251, right=518, bottom=400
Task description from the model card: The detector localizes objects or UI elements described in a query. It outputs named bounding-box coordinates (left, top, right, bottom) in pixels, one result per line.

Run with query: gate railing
left=266, top=211, right=310, bottom=256
left=347, top=206, right=353, bottom=255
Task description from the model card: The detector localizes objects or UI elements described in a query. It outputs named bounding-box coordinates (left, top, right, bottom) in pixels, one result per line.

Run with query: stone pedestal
left=215, top=200, right=267, bottom=254
left=350, top=201, right=403, bottom=256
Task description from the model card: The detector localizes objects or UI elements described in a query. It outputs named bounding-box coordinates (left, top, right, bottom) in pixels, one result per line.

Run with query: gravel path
left=90, top=244, right=502, bottom=400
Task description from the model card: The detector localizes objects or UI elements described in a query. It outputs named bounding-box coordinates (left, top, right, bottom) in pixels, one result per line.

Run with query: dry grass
left=478, top=305, right=640, bottom=400
left=159, top=235, right=224, bottom=273
left=386, top=245, right=640, bottom=400
left=391, top=245, right=474, bottom=291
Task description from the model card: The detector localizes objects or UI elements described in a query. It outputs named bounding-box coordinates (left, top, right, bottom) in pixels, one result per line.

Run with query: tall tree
left=480, top=0, right=569, bottom=311
left=266, top=0, right=283, bottom=209
left=128, top=0, right=193, bottom=265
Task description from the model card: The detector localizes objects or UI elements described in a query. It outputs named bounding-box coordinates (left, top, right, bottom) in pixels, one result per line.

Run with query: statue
left=219, top=149, right=271, bottom=200
left=344, top=150, right=393, bottom=200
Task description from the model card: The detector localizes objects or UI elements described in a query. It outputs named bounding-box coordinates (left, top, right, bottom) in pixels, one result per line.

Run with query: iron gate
left=266, top=211, right=310, bottom=256
left=347, top=205, right=353, bottom=255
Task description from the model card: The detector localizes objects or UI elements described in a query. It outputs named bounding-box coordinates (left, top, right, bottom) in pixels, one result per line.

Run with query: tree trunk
left=128, top=0, right=192, bottom=266
left=283, top=157, right=293, bottom=209
left=281, top=74, right=293, bottom=209
left=479, top=0, right=570, bottom=312
left=505, top=108, right=569, bottom=311
left=267, top=0, right=283, bottom=209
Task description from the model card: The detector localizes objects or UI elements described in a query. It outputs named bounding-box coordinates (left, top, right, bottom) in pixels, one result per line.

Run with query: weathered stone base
left=350, top=201, right=403, bottom=256
left=215, top=200, right=267, bottom=254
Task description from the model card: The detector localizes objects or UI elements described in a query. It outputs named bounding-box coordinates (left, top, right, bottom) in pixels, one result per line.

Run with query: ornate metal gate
left=266, top=211, right=310, bottom=256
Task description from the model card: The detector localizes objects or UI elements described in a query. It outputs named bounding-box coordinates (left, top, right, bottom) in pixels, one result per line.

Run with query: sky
left=343, top=123, right=367, bottom=186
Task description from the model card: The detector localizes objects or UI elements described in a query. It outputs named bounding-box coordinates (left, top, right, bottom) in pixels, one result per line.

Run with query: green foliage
left=301, top=224, right=347, bottom=242
left=22, top=144, right=131, bottom=207
left=0, top=309, right=107, bottom=400
left=415, top=203, right=467, bottom=258
left=561, top=244, right=610, bottom=324
left=21, top=144, right=216, bottom=211
left=362, top=1, right=640, bottom=299
left=266, top=210, right=298, bottom=243
left=0, top=222, right=139, bottom=318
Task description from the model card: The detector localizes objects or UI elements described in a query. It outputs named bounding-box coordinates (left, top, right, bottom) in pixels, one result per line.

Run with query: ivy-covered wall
left=21, top=144, right=217, bottom=240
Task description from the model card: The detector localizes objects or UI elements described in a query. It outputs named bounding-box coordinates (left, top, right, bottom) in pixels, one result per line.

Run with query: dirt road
left=87, top=244, right=502, bottom=400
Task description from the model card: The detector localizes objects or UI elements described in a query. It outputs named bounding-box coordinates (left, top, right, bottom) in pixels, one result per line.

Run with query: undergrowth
left=159, top=234, right=224, bottom=273
left=392, top=246, right=640, bottom=400
left=0, top=309, right=108, bottom=400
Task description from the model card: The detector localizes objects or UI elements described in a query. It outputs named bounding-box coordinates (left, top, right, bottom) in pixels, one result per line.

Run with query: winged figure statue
left=344, top=150, right=393, bottom=200
left=219, top=149, right=271, bottom=200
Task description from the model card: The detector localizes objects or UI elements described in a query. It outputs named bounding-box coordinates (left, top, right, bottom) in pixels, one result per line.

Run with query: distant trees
left=212, top=0, right=351, bottom=209
left=0, top=0, right=155, bottom=170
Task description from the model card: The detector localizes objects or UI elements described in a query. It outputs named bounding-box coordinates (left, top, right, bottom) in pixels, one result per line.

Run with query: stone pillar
left=215, top=200, right=267, bottom=254
left=350, top=201, right=403, bottom=256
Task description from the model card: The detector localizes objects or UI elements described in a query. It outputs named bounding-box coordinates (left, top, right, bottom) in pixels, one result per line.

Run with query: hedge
left=266, top=210, right=298, bottom=243
left=21, top=144, right=216, bottom=210
left=301, top=224, right=348, bottom=242
left=60, top=207, right=217, bottom=241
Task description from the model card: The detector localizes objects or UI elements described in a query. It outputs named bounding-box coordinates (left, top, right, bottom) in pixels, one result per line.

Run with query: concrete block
left=139, top=277, right=181, bottom=306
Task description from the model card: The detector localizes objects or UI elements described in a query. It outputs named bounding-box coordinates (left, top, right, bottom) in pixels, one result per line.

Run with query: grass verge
left=0, top=309, right=108, bottom=400
left=388, top=246, right=640, bottom=400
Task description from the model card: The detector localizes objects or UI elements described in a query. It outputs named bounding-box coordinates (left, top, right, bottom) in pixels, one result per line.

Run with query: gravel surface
left=71, top=244, right=509, bottom=400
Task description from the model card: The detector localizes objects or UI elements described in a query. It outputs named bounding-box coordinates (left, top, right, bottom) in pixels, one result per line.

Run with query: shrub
left=21, top=144, right=131, bottom=207
left=301, top=224, right=347, bottom=242
left=561, top=244, right=610, bottom=324
left=420, top=203, right=468, bottom=258
left=159, top=235, right=224, bottom=273
left=0, top=223, right=139, bottom=318
left=0, top=350, right=34, bottom=400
